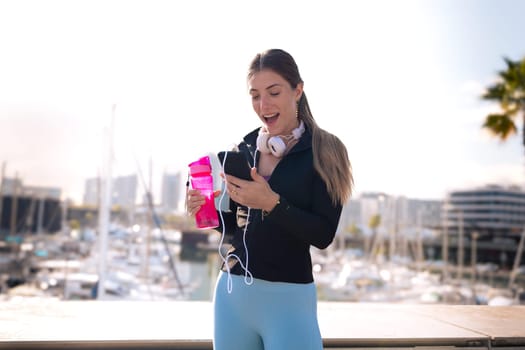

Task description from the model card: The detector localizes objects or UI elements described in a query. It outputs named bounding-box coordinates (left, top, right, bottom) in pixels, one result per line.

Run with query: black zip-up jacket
left=215, top=126, right=343, bottom=284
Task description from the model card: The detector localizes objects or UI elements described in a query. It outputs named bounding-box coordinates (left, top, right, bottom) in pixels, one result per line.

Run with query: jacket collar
left=241, top=124, right=312, bottom=160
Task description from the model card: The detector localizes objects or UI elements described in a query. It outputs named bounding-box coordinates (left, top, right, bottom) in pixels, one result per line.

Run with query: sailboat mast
left=0, top=161, right=5, bottom=234
left=509, top=227, right=525, bottom=288
left=9, top=172, right=19, bottom=236
left=97, top=104, right=116, bottom=299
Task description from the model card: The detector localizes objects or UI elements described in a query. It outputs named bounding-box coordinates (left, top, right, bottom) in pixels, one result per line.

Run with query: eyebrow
left=249, top=83, right=282, bottom=93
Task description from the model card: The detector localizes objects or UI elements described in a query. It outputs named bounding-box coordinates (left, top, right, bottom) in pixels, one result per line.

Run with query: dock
left=1, top=300, right=524, bottom=349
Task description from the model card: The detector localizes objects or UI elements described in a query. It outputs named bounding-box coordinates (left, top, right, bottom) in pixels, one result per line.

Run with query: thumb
left=250, top=167, right=265, bottom=183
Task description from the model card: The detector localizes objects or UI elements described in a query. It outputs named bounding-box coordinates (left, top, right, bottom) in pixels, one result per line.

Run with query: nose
left=259, top=94, right=271, bottom=112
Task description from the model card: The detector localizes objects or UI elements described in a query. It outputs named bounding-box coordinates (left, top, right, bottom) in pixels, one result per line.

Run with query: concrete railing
left=1, top=300, right=524, bottom=349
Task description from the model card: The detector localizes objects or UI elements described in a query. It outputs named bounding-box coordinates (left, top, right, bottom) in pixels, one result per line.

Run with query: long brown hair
left=248, top=49, right=354, bottom=205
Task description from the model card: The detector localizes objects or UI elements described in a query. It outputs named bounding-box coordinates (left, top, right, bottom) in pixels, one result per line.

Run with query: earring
left=296, top=102, right=299, bottom=118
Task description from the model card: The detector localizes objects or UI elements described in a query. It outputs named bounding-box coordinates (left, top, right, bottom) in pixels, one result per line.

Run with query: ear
left=295, top=82, right=304, bottom=102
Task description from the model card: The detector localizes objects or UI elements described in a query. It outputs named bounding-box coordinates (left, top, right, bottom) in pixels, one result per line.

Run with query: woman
left=187, top=48, right=353, bottom=350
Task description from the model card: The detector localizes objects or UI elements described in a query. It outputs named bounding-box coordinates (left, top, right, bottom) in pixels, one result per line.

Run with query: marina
left=1, top=227, right=219, bottom=301
left=1, top=0, right=525, bottom=348
left=2, top=162, right=525, bottom=349
left=1, top=223, right=524, bottom=305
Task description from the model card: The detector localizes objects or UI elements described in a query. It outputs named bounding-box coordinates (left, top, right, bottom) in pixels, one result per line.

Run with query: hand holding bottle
left=186, top=188, right=221, bottom=217
left=187, top=156, right=220, bottom=229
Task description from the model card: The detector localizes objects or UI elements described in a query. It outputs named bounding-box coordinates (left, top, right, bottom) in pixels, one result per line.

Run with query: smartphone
left=217, top=151, right=253, bottom=181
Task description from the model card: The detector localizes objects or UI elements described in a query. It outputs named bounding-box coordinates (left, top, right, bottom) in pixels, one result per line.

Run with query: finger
left=224, top=174, right=244, bottom=188
left=188, top=191, right=205, bottom=202
left=189, top=202, right=203, bottom=215
left=188, top=194, right=204, bottom=207
left=250, top=167, right=265, bottom=183
left=192, top=198, right=205, bottom=207
left=227, top=186, right=236, bottom=196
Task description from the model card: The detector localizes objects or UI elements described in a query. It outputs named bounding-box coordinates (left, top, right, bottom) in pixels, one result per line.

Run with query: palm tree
left=482, top=56, right=525, bottom=288
left=481, top=56, right=525, bottom=152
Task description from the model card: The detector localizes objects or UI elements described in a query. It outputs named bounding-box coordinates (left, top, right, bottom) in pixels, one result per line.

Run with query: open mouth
left=263, top=113, right=279, bottom=126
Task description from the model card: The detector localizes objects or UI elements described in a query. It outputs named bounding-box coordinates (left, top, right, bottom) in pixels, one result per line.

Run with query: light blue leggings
left=213, top=271, right=323, bottom=350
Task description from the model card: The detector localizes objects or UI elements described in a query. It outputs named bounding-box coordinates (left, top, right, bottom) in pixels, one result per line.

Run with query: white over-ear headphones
left=256, top=120, right=305, bottom=158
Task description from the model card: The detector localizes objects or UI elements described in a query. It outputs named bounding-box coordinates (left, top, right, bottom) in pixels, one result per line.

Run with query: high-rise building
left=161, top=172, right=183, bottom=212
left=112, top=174, right=138, bottom=209
left=83, top=178, right=99, bottom=206
left=83, top=174, right=138, bottom=209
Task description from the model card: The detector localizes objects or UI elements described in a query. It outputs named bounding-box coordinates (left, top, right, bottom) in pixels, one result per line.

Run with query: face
left=248, top=69, right=303, bottom=136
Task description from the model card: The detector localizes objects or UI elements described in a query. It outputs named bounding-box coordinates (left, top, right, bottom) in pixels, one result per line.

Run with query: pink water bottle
left=188, top=155, right=219, bottom=229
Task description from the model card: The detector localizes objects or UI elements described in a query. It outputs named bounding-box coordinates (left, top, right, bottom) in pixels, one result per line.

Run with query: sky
left=0, top=0, right=524, bottom=205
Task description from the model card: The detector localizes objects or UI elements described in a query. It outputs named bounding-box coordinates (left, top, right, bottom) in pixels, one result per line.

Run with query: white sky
left=0, top=0, right=524, bottom=204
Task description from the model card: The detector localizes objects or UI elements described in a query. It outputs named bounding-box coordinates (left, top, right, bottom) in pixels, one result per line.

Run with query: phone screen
left=217, top=151, right=253, bottom=181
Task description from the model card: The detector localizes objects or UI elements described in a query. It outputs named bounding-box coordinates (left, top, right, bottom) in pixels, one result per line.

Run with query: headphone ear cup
left=292, top=121, right=305, bottom=139
left=256, top=132, right=271, bottom=154
left=268, top=136, right=287, bottom=158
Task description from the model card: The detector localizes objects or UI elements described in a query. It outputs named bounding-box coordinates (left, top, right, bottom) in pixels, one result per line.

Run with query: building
left=444, top=185, right=525, bottom=238
left=83, top=178, right=99, bottom=206
left=112, top=174, right=138, bottom=209
left=398, top=197, right=443, bottom=229
left=338, top=198, right=361, bottom=233
left=83, top=175, right=138, bottom=209
left=161, top=172, right=183, bottom=212
left=0, top=178, right=62, bottom=234
left=442, top=184, right=525, bottom=268
left=338, top=193, right=442, bottom=235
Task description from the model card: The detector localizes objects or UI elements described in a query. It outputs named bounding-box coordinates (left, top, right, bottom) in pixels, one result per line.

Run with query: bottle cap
left=189, top=164, right=211, bottom=176
left=188, top=156, right=212, bottom=175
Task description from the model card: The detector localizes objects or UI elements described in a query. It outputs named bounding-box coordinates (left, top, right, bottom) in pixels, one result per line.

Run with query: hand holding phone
left=217, top=151, right=253, bottom=181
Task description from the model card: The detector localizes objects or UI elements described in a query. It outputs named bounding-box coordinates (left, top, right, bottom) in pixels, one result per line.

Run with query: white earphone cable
left=217, top=150, right=256, bottom=293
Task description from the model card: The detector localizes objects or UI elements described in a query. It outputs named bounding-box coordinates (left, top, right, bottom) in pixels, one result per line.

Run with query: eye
left=268, top=88, right=281, bottom=96
left=251, top=94, right=260, bottom=101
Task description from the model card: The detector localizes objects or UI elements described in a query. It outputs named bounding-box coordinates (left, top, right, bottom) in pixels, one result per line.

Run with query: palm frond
left=482, top=83, right=506, bottom=100
left=481, top=56, right=525, bottom=148
left=482, top=113, right=518, bottom=141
